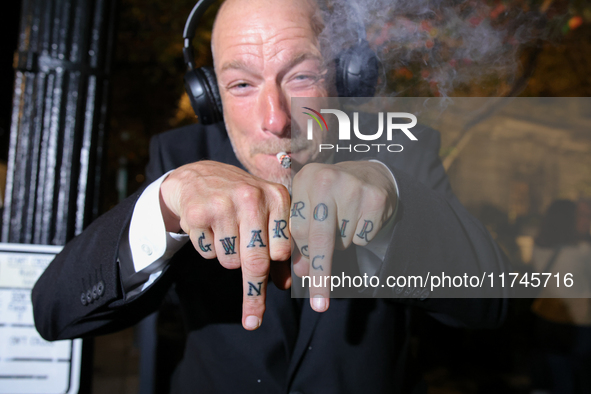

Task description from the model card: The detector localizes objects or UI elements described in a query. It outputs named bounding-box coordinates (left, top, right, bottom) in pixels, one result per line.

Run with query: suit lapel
left=286, top=249, right=359, bottom=385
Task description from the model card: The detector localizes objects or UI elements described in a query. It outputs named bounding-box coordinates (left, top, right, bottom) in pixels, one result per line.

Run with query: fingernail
left=312, top=295, right=327, bottom=312
left=245, top=315, right=260, bottom=329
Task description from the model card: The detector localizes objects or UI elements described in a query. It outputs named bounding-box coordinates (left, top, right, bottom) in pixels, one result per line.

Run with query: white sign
left=0, top=243, right=82, bottom=394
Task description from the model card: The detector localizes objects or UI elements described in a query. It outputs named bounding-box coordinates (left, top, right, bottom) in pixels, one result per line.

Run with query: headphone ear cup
left=183, top=67, right=223, bottom=125
left=200, top=66, right=223, bottom=118
left=335, top=40, right=379, bottom=98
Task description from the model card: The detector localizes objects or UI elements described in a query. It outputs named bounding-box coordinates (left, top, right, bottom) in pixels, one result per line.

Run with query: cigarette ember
left=276, top=152, right=291, bottom=169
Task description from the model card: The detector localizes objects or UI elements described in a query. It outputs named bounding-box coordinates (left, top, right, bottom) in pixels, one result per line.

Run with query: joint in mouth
left=276, top=152, right=291, bottom=169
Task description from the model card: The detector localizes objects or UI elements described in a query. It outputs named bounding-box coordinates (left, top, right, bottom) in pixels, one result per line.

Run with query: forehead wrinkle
left=219, top=25, right=316, bottom=52
left=218, top=30, right=321, bottom=76
left=220, top=51, right=322, bottom=82
left=262, top=32, right=318, bottom=61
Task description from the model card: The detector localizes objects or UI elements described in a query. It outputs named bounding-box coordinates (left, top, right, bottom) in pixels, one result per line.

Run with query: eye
left=227, top=81, right=255, bottom=96
left=230, top=82, right=251, bottom=89
left=293, top=74, right=317, bottom=83
left=287, top=73, right=323, bottom=93
left=289, top=74, right=319, bottom=88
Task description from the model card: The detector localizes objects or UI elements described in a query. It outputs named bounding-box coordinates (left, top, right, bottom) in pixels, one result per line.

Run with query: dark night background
left=1, top=1, right=590, bottom=393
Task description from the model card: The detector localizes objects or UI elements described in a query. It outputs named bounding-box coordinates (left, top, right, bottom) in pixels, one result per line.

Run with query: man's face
left=212, top=0, right=329, bottom=187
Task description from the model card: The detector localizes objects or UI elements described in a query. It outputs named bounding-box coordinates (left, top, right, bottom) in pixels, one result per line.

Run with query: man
left=32, top=0, right=510, bottom=392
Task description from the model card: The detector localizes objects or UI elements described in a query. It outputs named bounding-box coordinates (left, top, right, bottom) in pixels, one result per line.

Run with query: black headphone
left=183, top=0, right=379, bottom=125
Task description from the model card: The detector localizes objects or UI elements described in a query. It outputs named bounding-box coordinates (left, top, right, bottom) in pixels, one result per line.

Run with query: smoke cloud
left=317, top=0, right=552, bottom=97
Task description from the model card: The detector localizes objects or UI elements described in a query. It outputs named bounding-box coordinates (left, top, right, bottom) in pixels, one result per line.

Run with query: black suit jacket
left=32, top=122, right=510, bottom=393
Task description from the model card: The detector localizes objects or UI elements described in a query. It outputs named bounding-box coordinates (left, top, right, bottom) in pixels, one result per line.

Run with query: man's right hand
left=159, top=161, right=292, bottom=331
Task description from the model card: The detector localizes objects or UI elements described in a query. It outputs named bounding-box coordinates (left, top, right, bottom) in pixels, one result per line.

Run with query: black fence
left=2, top=0, right=117, bottom=245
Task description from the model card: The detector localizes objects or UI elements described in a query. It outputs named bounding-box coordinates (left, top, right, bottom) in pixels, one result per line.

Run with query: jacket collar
left=206, top=122, right=246, bottom=171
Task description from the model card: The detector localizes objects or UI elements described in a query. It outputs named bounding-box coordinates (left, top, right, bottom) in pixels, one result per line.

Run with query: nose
left=259, top=83, right=290, bottom=137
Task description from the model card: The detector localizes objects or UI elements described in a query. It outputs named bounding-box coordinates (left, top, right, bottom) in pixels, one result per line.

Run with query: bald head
left=211, top=0, right=324, bottom=67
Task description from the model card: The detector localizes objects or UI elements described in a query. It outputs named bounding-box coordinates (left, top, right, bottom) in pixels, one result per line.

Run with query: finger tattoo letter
left=247, top=281, right=263, bottom=296
left=247, top=230, right=267, bottom=248
left=311, top=255, right=325, bottom=271
left=313, top=203, right=328, bottom=221
left=219, top=236, right=237, bottom=255
left=356, top=220, right=374, bottom=242
left=273, top=220, right=289, bottom=239
left=301, top=245, right=309, bottom=258
left=340, top=220, right=349, bottom=237
left=198, top=232, right=212, bottom=252
left=291, top=201, right=306, bottom=219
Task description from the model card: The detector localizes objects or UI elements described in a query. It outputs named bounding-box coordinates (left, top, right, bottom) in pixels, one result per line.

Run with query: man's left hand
left=289, top=161, right=397, bottom=312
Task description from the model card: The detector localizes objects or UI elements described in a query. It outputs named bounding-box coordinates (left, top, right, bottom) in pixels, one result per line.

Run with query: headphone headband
left=183, top=0, right=218, bottom=70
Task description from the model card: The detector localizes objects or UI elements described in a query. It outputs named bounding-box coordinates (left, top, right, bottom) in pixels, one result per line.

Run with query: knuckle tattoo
left=272, top=220, right=289, bottom=240
left=246, top=281, right=264, bottom=297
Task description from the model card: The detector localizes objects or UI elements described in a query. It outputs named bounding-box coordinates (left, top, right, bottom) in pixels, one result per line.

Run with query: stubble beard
left=227, top=134, right=294, bottom=195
